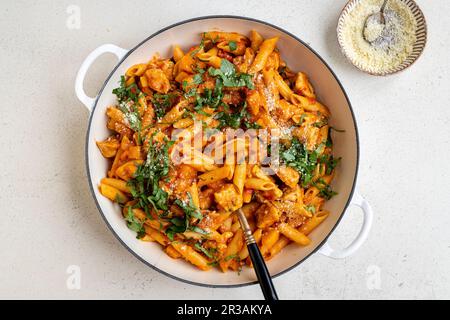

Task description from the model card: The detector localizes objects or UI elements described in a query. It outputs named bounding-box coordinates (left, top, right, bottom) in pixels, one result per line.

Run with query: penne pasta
left=299, top=210, right=330, bottom=235
left=99, top=183, right=128, bottom=204
left=248, top=37, right=279, bottom=74
left=250, top=30, right=264, bottom=51
left=97, top=29, right=338, bottom=274
left=203, top=31, right=248, bottom=43
left=244, top=178, right=276, bottom=191
left=173, top=45, right=184, bottom=62
left=101, top=178, right=130, bottom=193
left=278, top=223, right=311, bottom=246
left=165, top=245, right=182, bottom=259
left=219, top=229, right=244, bottom=272
left=268, top=236, right=290, bottom=259
left=126, top=63, right=147, bottom=77
left=172, top=242, right=211, bottom=271
left=198, top=166, right=232, bottom=187
left=260, top=228, right=280, bottom=256
left=233, top=162, right=247, bottom=194
left=144, top=226, right=169, bottom=246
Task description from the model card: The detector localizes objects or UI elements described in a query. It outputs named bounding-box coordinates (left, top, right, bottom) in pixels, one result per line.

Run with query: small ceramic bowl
left=337, top=0, right=427, bottom=76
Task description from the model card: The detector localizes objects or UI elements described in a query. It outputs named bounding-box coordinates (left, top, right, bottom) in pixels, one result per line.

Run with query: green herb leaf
left=194, top=243, right=216, bottom=259
left=190, top=226, right=209, bottom=234
left=280, top=138, right=340, bottom=194
left=190, top=37, right=205, bottom=57
left=127, top=135, right=174, bottom=218
left=208, top=60, right=254, bottom=89
left=112, top=76, right=141, bottom=102
left=193, top=73, right=203, bottom=85
left=224, top=254, right=240, bottom=262
left=165, top=193, right=207, bottom=240
left=313, top=178, right=338, bottom=200
left=152, top=93, right=176, bottom=120
left=214, top=102, right=252, bottom=129
left=124, top=206, right=145, bottom=239
left=313, top=119, right=328, bottom=128
left=228, top=41, right=237, bottom=51
left=174, top=193, right=203, bottom=221
left=113, top=76, right=143, bottom=138
left=305, top=205, right=316, bottom=214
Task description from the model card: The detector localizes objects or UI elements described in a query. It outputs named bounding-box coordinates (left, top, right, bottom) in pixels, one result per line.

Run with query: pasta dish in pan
left=96, top=30, right=340, bottom=272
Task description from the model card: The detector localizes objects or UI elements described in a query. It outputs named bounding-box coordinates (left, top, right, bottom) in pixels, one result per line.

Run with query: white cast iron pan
left=76, top=16, right=373, bottom=287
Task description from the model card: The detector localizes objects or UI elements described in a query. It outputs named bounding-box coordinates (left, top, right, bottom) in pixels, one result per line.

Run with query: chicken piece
left=294, top=72, right=316, bottom=99
left=276, top=166, right=300, bottom=188
left=115, top=160, right=143, bottom=181
left=222, top=89, right=244, bottom=106
left=161, top=164, right=197, bottom=197
left=148, top=59, right=175, bottom=81
left=197, top=210, right=231, bottom=231
left=199, top=188, right=215, bottom=210
left=255, top=202, right=280, bottom=228
left=214, top=184, right=243, bottom=212
left=96, top=135, right=120, bottom=158
left=145, top=69, right=170, bottom=94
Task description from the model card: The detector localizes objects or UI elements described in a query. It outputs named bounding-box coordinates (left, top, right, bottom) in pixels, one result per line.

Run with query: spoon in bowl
left=236, top=208, right=279, bottom=301
left=363, top=0, right=389, bottom=43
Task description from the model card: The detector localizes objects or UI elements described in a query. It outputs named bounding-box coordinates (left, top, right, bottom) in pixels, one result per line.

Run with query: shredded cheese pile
left=341, top=0, right=417, bottom=72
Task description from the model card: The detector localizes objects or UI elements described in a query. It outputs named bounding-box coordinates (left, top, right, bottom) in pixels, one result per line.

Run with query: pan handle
left=318, top=192, right=373, bottom=259
left=75, top=44, right=129, bottom=112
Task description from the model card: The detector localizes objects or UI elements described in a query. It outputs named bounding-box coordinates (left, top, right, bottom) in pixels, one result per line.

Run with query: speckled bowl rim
left=337, top=0, right=427, bottom=76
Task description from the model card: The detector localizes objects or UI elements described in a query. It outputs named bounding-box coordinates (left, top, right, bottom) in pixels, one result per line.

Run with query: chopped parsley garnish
left=214, top=102, right=258, bottom=129
left=280, top=138, right=340, bottom=194
left=194, top=66, right=206, bottom=74
left=228, top=41, right=237, bottom=51
left=165, top=193, right=207, bottom=241
left=313, top=119, right=328, bottom=128
left=243, top=118, right=262, bottom=129
left=152, top=93, right=176, bottom=119
left=305, top=204, right=316, bottom=214
left=193, top=73, right=203, bottom=85
left=208, top=60, right=254, bottom=89
left=183, top=78, right=224, bottom=116
left=112, top=75, right=140, bottom=102
left=314, top=179, right=338, bottom=200
left=190, top=37, right=205, bottom=57
left=215, top=106, right=245, bottom=129
left=127, top=135, right=174, bottom=217
left=174, top=194, right=203, bottom=220
left=194, top=243, right=216, bottom=259
left=224, top=254, right=240, bottom=262
left=196, top=78, right=224, bottom=108
left=125, top=206, right=145, bottom=239
left=113, top=76, right=143, bottom=138
left=184, top=87, right=198, bottom=99
left=183, top=60, right=255, bottom=118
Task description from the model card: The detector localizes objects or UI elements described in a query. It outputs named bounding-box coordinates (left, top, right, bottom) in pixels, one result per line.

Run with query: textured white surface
left=0, top=0, right=449, bottom=299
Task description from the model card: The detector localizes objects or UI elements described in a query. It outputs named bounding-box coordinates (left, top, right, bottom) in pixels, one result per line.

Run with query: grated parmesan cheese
left=341, top=0, right=417, bottom=72
left=263, top=86, right=277, bottom=113
left=363, top=16, right=386, bottom=42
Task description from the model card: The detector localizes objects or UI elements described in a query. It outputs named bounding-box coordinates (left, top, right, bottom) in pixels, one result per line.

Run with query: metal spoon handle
left=379, top=0, right=389, bottom=24
left=247, top=243, right=279, bottom=301
left=380, top=0, right=389, bottom=13
left=237, top=209, right=279, bottom=301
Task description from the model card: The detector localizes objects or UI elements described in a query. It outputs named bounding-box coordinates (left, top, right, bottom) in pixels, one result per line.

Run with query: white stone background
left=0, top=0, right=449, bottom=299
